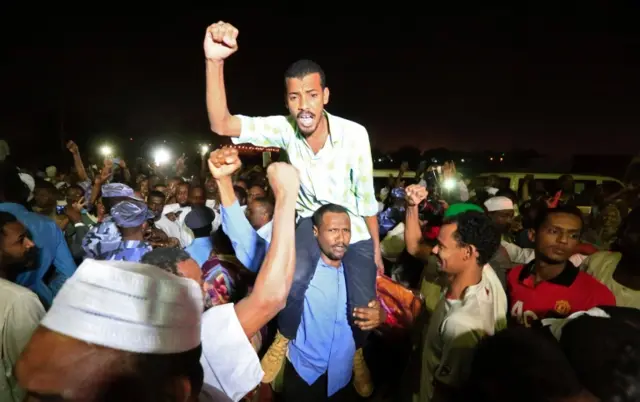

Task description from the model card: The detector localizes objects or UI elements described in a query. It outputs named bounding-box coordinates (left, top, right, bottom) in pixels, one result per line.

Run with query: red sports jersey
left=507, top=261, right=616, bottom=327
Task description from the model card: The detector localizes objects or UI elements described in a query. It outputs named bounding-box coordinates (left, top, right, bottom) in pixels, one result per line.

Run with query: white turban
left=484, top=196, right=514, bottom=212
left=41, top=259, right=203, bottom=354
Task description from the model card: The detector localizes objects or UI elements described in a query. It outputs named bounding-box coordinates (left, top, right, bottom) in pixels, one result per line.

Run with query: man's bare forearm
left=234, top=193, right=296, bottom=338
left=405, top=206, right=422, bottom=255
left=72, top=153, right=89, bottom=182
left=405, top=205, right=432, bottom=261
left=206, top=60, right=240, bottom=137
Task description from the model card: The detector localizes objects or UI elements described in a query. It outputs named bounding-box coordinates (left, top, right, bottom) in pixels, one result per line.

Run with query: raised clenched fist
left=405, top=184, right=428, bottom=207
left=66, top=140, right=79, bottom=155
left=204, top=21, right=239, bottom=61
left=208, top=147, right=242, bottom=179
left=267, top=162, right=300, bottom=199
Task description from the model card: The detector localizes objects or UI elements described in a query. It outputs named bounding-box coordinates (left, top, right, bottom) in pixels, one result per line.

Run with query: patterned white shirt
left=232, top=111, right=378, bottom=243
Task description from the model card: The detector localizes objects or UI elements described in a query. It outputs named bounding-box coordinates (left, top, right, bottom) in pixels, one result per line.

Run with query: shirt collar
left=257, top=220, right=273, bottom=237
left=518, top=260, right=579, bottom=287
left=318, top=258, right=344, bottom=271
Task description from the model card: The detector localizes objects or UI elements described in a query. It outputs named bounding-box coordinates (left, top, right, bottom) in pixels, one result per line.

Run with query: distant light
left=154, top=148, right=171, bottom=166
left=129, top=137, right=133, bottom=141
left=500, top=157, right=504, bottom=162
left=460, top=158, right=465, bottom=163
left=490, top=157, right=494, bottom=161
left=443, top=178, right=457, bottom=190
left=201, top=144, right=210, bottom=155
left=100, top=145, right=112, bottom=156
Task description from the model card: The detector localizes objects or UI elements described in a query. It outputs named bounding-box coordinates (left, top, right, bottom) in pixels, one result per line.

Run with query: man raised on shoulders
left=203, top=21, right=381, bottom=396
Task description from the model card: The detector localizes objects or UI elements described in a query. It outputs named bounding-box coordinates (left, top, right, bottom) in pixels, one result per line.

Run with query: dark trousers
left=277, top=217, right=377, bottom=348
left=282, top=360, right=353, bottom=402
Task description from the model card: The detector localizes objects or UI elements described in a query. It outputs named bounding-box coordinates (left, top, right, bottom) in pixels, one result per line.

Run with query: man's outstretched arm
left=204, top=21, right=242, bottom=137
left=233, top=163, right=299, bottom=338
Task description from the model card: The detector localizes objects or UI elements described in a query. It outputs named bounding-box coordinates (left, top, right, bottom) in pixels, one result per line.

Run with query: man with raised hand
left=202, top=21, right=380, bottom=396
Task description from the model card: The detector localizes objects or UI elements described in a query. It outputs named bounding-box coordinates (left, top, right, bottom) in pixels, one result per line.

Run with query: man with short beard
left=0, top=211, right=45, bottom=402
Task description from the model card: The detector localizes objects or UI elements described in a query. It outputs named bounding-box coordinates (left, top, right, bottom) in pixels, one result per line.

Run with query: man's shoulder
left=327, top=113, right=368, bottom=136
left=441, top=309, right=488, bottom=343
left=585, top=251, right=621, bottom=270
left=0, top=278, right=38, bottom=299
left=202, top=303, right=238, bottom=328
left=507, top=264, right=526, bottom=282
left=575, top=270, right=613, bottom=294
left=0, top=279, right=43, bottom=312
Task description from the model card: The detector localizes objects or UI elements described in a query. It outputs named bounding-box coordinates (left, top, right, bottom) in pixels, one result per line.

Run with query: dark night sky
left=2, top=7, right=639, bottom=160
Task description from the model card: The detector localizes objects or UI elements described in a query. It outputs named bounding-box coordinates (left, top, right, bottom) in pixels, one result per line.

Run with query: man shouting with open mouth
left=203, top=20, right=383, bottom=400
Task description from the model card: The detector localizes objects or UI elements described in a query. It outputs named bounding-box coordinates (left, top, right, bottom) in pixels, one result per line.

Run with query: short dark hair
left=252, top=196, right=274, bottom=218
left=148, top=190, right=165, bottom=200
left=534, top=205, right=584, bottom=231
left=233, top=186, right=247, bottom=204
left=462, top=327, right=584, bottom=402
left=141, top=248, right=192, bottom=276
left=67, top=184, right=85, bottom=196
left=559, top=312, right=640, bottom=401
left=312, top=204, right=349, bottom=228
left=284, top=59, right=326, bottom=88
left=0, top=211, right=18, bottom=238
left=442, top=211, right=500, bottom=266
left=0, top=162, right=30, bottom=204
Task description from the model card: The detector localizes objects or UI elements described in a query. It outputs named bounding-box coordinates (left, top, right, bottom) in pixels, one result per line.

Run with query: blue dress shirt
left=185, top=237, right=214, bottom=268
left=221, top=200, right=272, bottom=272
left=288, top=260, right=355, bottom=396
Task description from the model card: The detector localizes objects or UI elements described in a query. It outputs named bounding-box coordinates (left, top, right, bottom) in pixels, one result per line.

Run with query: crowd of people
left=0, top=20, right=639, bottom=402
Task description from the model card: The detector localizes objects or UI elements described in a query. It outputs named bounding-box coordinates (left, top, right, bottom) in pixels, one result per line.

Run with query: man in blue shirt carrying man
left=203, top=21, right=383, bottom=397
left=209, top=148, right=385, bottom=401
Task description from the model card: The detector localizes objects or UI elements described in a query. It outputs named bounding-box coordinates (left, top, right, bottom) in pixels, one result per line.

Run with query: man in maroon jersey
left=507, top=205, right=615, bottom=327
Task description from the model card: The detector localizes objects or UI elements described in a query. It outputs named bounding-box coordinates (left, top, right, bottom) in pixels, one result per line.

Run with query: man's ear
left=467, top=244, right=478, bottom=263
left=313, top=225, right=319, bottom=238
left=323, top=87, right=330, bottom=105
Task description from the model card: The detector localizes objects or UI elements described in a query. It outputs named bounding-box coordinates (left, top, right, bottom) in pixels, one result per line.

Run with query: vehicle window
left=531, top=179, right=558, bottom=196
left=573, top=180, right=597, bottom=205
left=602, top=181, right=623, bottom=196
left=574, top=180, right=597, bottom=195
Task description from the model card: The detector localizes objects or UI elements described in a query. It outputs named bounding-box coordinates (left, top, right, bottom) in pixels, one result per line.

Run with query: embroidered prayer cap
left=41, top=259, right=204, bottom=354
